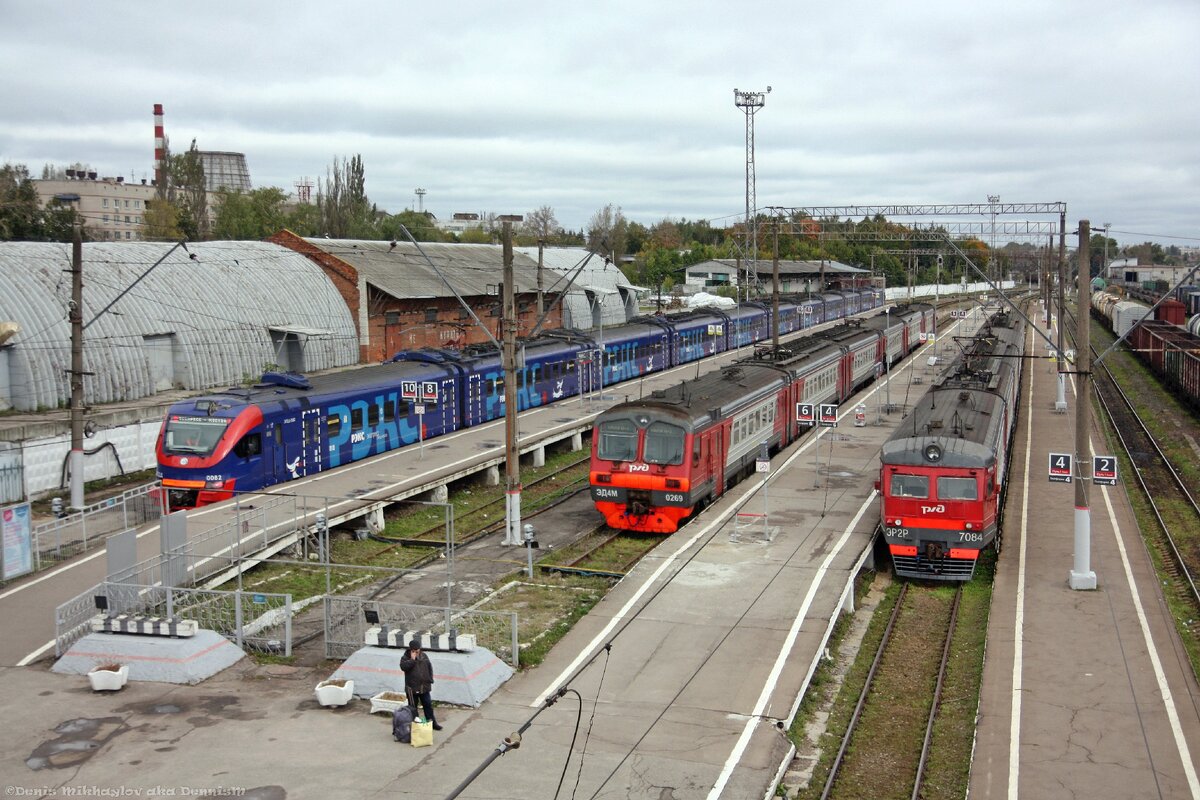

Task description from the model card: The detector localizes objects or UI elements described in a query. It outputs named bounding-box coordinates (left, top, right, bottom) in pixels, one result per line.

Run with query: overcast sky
left=2, top=1, right=1197, bottom=247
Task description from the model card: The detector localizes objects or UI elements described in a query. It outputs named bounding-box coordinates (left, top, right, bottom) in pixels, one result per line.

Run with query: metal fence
left=55, top=581, right=293, bottom=657
left=324, top=595, right=519, bottom=666
left=31, top=482, right=160, bottom=570
left=0, top=461, right=21, bottom=505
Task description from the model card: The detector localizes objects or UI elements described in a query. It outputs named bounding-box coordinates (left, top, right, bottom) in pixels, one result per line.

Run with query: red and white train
left=590, top=304, right=936, bottom=533
left=877, top=307, right=1026, bottom=580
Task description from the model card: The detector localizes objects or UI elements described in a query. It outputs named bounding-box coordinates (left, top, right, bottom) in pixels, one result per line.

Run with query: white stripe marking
left=1008, top=324, right=1035, bottom=799
left=706, top=493, right=875, bottom=800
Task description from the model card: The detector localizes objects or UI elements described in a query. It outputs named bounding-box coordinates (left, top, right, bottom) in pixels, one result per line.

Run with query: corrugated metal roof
left=515, top=246, right=637, bottom=329
left=0, top=241, right=358, bottom=411
left=692, top=258, right=868, bottom=276
left=305, top=239, right=549, bottom=299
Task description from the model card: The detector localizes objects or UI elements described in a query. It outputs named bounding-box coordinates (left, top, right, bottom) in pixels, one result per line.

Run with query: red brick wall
left=269, top=230, right=367, bottom=361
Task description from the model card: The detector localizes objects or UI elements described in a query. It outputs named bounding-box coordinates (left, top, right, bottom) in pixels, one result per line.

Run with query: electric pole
left=1070, top=220, right=1097, bottom=590
left=771, top=220, right=780, bottom=350
left=536, top=238, right=545, bottom=317
left=1055, top=212, right=1068, bottom=412
left=502, top=222, right=522, bottom=546
left=69, top=224, right=85, bottom=510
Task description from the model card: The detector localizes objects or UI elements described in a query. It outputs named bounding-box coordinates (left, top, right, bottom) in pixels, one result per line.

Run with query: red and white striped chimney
left=153, top=103, right=165, bottom=189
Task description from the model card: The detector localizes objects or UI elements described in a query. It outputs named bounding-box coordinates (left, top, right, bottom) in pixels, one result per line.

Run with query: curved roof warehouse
left=0, top=241, right=359, bottom=411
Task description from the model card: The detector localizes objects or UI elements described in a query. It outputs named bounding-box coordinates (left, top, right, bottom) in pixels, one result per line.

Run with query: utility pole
left=1055, top=213, right=1068, bottom=412
left=536, top=238, right=545, bottom=317
left=1070, top=220, right=1097, bottom=590
left=771, top=220, right=780, bottom=349
left=69, top=224, right=85, bottom=510
left=502, top=223, right=522, bottom=546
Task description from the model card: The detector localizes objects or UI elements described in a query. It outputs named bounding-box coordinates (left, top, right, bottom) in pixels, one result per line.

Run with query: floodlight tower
left=415, top=188, right=427, bottom=213
left=735, top=86, right=771, bottom=296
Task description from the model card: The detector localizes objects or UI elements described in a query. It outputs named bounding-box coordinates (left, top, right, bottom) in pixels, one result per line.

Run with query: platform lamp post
left=1069, top=220, right=1097, bottom=590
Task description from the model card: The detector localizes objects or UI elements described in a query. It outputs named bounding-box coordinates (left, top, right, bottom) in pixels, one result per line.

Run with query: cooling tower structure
left=198, top=151, right=252, bottom=193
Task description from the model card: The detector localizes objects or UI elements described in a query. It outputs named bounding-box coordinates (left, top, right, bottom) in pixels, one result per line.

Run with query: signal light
left=666, top=479, right=681, bottom=489
left=595, top=474, right=612, bottom=484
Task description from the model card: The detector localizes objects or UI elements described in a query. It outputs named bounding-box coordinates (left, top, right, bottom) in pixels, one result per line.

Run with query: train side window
left=274, top=426, right=282, bottom=446
left=351, top=408, right=364, bottom=431
left=383, top=401, right=396, bottom=423
left=368, top=403, right=380, bottom=426
left=234, top=433, right=262, bottom=458
left=692, top=436, right=702, bottom=466
left=890, top=474, right=929, bottom=499
left=493, top=377, right=505, bottom=395
left=566, top=359, right=576, bottom=372
left=327, top=413, right=341, bottom=437
left=937, top=477, right=978, bottom=501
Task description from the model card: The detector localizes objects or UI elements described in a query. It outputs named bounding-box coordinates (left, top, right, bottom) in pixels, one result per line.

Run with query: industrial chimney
left=153, top=103, right=166, bottom=190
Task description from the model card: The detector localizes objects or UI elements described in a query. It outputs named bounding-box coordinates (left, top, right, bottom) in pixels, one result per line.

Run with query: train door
left=467, top=373, right=484, bottom=425
left=301, top=407, right=322, bottom=476
left=712, top=426, right=727, bottom=493
left=273, top=416, right=303, bottom=483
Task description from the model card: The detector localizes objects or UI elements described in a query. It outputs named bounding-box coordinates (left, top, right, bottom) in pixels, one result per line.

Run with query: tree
left=213, top=187, right=289, bottom=240
left=142, top=198, right=183, bottom=241
left=586, top=204, right=628, bottom=263
left=522, top=205, right=562, bottom=241
left=379, top=210, right=445, bottom=242
left=168, top=140, right=209, bottom=240
left=318, top=154, right=376, bottom=238
left=0, top=163, right=79, bottom=241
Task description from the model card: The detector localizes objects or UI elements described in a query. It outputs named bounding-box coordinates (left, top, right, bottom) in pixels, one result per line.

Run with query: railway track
left=818, top=583, right=963, bottom=800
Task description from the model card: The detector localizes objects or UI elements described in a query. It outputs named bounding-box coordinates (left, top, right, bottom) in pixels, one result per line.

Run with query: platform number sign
left=1048, top=452, right=1073, bottom=483
left=420, top=381, right=438, bottom=402
left=401, top=381, right=418, bottom=401
left=819, top=404, right=838, bottom=427
left=1093, top=455, right=1118, bottom=486
left=796, top=403, right=815, bottom=426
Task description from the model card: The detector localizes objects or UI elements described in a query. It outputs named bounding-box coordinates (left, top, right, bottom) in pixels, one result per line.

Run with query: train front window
left=937, top=476, right=978, bottom=501
left=164, top=415, right=230, bottom=455
left=644, top=422, right=685, bottom=465
left=598, top=419, right=638, bottom=462
left=890, top=473, right=929, bottom=499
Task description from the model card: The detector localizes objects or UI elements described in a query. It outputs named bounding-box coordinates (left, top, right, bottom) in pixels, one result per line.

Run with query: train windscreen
left=889, top=473, right=929, bottom=499
left=598, top=419, right=638, bottom=462
left=937, top=476, right=978, bottom=501
left=163, top=415, right=230, bottom=456
left=643, top=422, right=685, bottom=465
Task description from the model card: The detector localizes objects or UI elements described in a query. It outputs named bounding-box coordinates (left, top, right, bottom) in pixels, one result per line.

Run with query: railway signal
left=1092, top=455, right=1118, bottom=486
left=1048, top=452, right=1073, bottom=483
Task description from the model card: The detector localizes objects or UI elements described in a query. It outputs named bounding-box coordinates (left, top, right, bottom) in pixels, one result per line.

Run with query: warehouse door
left=143, top=334, right=175, bottom=391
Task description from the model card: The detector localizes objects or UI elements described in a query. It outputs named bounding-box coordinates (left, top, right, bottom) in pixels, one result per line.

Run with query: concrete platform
left=51, top=630, right=245, bottom=685
left=331, top=645, right=514, bottom=707
left=970, top=322, right=1200, bottom=799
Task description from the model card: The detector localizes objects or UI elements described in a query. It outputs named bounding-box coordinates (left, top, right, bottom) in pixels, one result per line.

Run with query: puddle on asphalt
left=26, top=717, right=127, bottom=770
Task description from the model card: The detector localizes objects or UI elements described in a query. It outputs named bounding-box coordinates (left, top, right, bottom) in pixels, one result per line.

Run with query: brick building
left=270, top=231, right=563, bottom=362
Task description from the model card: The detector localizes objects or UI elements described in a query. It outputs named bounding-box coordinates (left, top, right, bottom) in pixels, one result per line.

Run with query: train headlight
left=893, top=518, right=903, bottom=526
left=964, top=522, right=974, bottom=530
left=205, top=480, right=226, bottom=489
left=923, top=444, right=943, bottom=463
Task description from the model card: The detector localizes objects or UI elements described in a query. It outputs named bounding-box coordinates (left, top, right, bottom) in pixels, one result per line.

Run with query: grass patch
left=236, top=535, right=427, bottom=600
left=546, top=532, right=661, bottom=574
left=474, top=574, right=612, bottom=668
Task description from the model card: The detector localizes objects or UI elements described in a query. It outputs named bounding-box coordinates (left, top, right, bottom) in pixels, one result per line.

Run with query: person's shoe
left=433, top=723, right=444, bottom=731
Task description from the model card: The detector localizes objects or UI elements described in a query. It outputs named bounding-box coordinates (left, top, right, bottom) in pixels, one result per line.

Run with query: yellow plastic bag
left=410, top=718, right=433, bottom=748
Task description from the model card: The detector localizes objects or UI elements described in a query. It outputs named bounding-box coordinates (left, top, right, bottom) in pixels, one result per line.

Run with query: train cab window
left=644, top=422, right=685, bottom=465
left=598, top=419, right=638, bottom=462
left=938, top=476, right=978, bottom=501
left=368, top=403, right=380, bottom=426
left=234, top=432, right=262, bottom=459
left=890, top=473, right=929, bottom=498
left=327, top=413, right=342, bottom=437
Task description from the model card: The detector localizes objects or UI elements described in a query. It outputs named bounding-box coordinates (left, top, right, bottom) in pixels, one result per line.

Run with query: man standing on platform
left=400, top=639, right=443, bottom=730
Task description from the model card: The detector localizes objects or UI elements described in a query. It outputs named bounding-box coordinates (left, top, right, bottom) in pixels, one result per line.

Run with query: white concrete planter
left=315, top=679, right=355, bottom=707
left=87, top=665, right=129, bottom=692
left=369, top=691, right=409, bottom=715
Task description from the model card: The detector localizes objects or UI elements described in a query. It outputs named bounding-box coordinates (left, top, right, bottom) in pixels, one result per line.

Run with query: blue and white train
left=156, top=290, right=883, bottom=508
